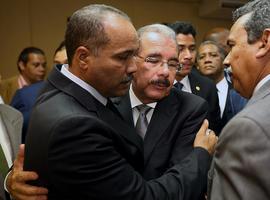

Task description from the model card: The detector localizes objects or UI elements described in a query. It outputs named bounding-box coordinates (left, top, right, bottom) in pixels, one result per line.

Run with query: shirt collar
left=253, top=74, right=270, bottom=95
left=216, top=77, right=228, bottom=92
left=61, top=64, right=107, bottom=106
left=129, top=85, right=157, bottom=109
left=18, top=74, right=29, bottom=88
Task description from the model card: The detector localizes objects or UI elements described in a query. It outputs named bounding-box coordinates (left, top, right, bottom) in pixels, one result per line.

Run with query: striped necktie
left=135, top=104, right=151, bottom=139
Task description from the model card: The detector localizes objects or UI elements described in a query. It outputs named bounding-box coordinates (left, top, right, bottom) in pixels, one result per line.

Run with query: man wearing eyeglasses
left=5, top=20, right=217, bottom=200
left=114, top=24, right=212, bottom=199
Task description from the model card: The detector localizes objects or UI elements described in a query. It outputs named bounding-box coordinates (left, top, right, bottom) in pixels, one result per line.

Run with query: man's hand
left=6, top=144, right=48, bottom=200
left=194, top=119, right=218, bottom=155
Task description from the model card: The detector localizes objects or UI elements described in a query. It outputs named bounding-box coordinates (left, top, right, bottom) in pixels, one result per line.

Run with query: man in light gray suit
left=208, top=0, right=270, bottom=199
left=0, top=104, right=22, bottom=200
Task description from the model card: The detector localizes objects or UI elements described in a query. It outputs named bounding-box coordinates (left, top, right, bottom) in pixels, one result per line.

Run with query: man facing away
left=7, top=4, right=217, bottom=200
left=0, top=47, right=46, bottom=104
left=208, top=0, right=270, bottom=199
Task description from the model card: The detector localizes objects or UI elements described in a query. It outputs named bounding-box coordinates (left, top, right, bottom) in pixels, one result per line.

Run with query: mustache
left=121, top=75, right=133, bottom=84
left=150, top=78, right=170, bottom=87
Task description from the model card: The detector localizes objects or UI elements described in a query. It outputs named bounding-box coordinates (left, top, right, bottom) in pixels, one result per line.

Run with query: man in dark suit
left=114, top=25, right=211, bottom=198
left=6, top=4, right=217, bottom=200
left=168, top=22, right=222, bottom=134
left=10, top=41, right=67, bottom=143
left=197, top=40, right=247, bottom=128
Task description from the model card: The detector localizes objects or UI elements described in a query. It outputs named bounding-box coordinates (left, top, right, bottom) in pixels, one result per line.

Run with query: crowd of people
left=1, top=0, right=270, bottom=199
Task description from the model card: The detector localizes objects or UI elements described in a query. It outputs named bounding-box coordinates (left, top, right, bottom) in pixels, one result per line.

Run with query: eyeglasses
left=136, top=55, right=180, bottom=70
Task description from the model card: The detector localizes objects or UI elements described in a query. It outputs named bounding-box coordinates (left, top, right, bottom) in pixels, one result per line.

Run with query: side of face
left=54, top=49, right=68, bottom=64
left=223, top=14, right=264, bottom=98
left=132, top=32, right=178, bottom=104
left=176, top=33, right=196, bottom=78
left=19, top=53, right=47, bottom=83
left=197, top=44, right=224, bottom=81
left=74, top=14, right=139, bottom=98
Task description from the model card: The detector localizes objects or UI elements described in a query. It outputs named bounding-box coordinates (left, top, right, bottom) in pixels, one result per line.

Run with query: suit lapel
left=247, top=79, right=270, bottom=107
left=222, top=81, right=233, bottom=122
left=0, top=104, right=22, bottom=160
left=114, top=94, right=134, bottom=127
left=144, top=90, right=180, bottom=165
left=189, top=73, right=203, bottom=96
left=47, top=66, right=143, bottom=155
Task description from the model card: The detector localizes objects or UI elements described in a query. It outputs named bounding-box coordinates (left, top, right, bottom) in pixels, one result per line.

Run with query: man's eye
left=145, top=57, right=159, bottom=63
left=198, top=55, right=205, bottom=60
left=167, top=61, right=179, bottom=68
left=211, top=53, right=218, bottom=57
left=118, top=54, right=129, bottom=60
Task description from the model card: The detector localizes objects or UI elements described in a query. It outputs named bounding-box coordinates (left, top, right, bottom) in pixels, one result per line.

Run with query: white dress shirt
left=129, top=86, right=157, bottom=126
left=61, top=64, right=107, bottom=106
left=0, top=115, right=12, bottom=168
left=216, top=77, right=229, bottom=118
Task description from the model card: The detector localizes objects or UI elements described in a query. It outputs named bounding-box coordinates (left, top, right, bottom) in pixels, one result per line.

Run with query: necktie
left=0, top=145, right=9, bottom=176
left=174, top=82, right=183, bottom=90
left=106, top=98, right=122, bottom=119
left=135, top=105, right=151, bottom=139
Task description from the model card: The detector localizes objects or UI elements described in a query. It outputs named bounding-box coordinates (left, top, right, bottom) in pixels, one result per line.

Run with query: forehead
left=176, top=33, right=195, bottom=46
left=228, top=14, right=250, bottom=42
left=27, top=53, right=45, bottom=62
left=140, top=32, right=177, bottom=56
left=103, top=14, right=138, bottom=51
left=199, top=44, right=219, bottom=53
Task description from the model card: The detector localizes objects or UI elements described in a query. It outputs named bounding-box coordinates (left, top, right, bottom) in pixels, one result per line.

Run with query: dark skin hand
left=6, top=144, right=48, bottom=200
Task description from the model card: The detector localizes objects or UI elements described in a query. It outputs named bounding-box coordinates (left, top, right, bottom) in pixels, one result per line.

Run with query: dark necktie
left=106, top=99, right=122, bottom=119
left=0, top=145, right=9, bottom=176
left=174, top=82, right=183, bottom=90
left=135, top=104, right=151, bottom=139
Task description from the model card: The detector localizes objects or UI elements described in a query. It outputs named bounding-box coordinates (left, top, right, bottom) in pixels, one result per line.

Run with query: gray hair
left=65, top=4, right=130, bottom=64
left=233, top=0, right=270, bottom=44
left=198, top=40, right=226, bottom=60
left=137, top=24, right=177, bottom=51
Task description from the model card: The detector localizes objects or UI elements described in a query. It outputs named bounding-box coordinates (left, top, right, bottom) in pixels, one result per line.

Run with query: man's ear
left=256, top=29, right=270, bottom=58
left=74, top=46, right=90, bottom=70
left=18, top=61, right=25, bottom=72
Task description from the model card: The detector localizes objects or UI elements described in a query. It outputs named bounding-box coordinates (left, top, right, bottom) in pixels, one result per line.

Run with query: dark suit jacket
left=24, top=65, right=211, bottom=200
left=114, top=88, right=209, bottom=178
left=114, top=88, right=211, bottom=199
left=220, top=81, right=247, bottom=128
left=10, top=81, right=45, bottom=143
left=188, top=69, right=222, bottom=134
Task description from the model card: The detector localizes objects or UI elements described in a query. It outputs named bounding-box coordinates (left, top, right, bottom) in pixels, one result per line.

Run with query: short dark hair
left=54, top=41, right=66, bottom=56
left=233, top=0, right=270, bottom=44
left=17, top=47, right=45, bottom=72
left=65, top=4, right=130, bottom=64
left=168, top=21, right=197, bottom=38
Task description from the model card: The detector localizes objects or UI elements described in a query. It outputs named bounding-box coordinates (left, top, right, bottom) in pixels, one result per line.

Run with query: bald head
left=203, top=27, right=230, bottom=54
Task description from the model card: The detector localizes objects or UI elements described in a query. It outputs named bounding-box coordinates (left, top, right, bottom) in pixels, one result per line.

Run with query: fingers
left=9, top=171, right=48, bottom=200
left=13, top=171, right=39, bottom=182
left=7, top=144, right=49, bottom=200
left=198, top=119, right=209, bottom=136
left=14, top=144, right=25, bottom=170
